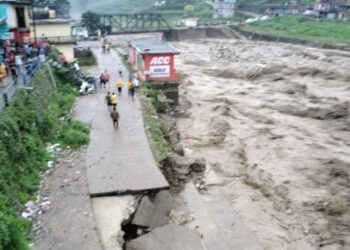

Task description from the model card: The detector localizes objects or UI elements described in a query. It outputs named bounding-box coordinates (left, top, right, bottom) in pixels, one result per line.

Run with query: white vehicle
left=79, top=81, right=94, bottom=95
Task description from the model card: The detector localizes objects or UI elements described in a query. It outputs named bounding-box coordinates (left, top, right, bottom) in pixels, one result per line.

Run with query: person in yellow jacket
left=127, top=79, right=132, bottom=96
left=110, top=92, right=117, bottom=108
left=0, top=63, right=7, bottom=87
left=116, top=79, right=123, bottom=95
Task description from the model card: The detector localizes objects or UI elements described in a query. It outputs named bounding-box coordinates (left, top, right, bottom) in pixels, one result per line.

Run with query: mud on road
left=174, top=39, right=350, bottom=250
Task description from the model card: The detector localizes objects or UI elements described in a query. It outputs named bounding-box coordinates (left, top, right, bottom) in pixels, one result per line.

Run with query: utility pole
left=31, top=0, right=37, bottom=44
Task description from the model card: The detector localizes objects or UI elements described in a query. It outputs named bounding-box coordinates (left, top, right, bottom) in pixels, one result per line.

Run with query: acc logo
left=150, top=57, right=170, bottom=65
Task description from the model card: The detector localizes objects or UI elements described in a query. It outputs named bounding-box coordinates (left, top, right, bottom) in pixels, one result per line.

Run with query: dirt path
left=31, top=147, right=102, bottom=250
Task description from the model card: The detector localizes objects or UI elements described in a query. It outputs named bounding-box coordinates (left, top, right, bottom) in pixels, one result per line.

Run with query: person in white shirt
left=132, top=78, right=139, bottom=89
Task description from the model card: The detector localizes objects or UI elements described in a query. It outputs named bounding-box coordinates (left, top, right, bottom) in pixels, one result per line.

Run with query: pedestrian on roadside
left=118, top=63, right=123, bottom=77
left=132, top=77, right=139, bottom=90
left=106, top=43, right=110, bottom=54
left=111, top=92, right=117, bottom=108
left=105, top=91, right=112, bottom=108
left=59, top=52, right=68, bottom=67
left=104, top=70, right=110, bottom=86
left=127, top=79, right=132, bottom=96
left=110, top=107, right=119, bottom=129
left=116, top=78, right=123, bottom=95
left=130, top=80, right=135, bottom=100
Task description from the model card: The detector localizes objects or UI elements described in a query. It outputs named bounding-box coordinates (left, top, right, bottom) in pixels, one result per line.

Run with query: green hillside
left=242, top=15, right=350, bottom=46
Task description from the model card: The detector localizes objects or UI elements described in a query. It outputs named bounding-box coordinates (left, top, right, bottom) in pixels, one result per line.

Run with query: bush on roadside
left=57, top=121, right=89, bottom=149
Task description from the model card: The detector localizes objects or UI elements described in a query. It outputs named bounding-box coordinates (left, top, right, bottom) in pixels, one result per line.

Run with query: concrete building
left=314, top=0, right=350, bottom=20
left=263, top=4, right=310, bottom=16
left=0, top=0, right=31, bottom=43
left=213, top=0, right=236, bottom=19
left=128, top=38, right=180, bottom=82
left=30, top=16, right=75, bottom=62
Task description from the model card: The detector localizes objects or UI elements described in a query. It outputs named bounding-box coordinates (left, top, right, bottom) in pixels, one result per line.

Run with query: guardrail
left=0, top=62, right=52, bottom=112
left=46, top=36, right=77, bottom=44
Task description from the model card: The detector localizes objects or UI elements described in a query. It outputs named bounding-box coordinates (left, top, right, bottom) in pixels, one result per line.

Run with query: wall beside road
left=162, top=26, right=242, bottom=41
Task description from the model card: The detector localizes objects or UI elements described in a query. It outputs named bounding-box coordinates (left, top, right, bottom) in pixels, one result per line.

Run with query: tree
left=54, top=0, right=70, bottom=18
left=81, top=11, right=102, bottom=35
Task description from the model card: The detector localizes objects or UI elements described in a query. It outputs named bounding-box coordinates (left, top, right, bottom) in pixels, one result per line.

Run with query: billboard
left=0, top=4, right=8, bottom=36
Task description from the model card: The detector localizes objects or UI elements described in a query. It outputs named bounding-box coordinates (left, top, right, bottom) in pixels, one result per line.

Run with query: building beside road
left=213, top=0, right=236, bottom=19
left=0, top=0, right=31, bottom=43
left=128, top=38, right=180, bottom=82
left=30, top=11, right=75, bottom=62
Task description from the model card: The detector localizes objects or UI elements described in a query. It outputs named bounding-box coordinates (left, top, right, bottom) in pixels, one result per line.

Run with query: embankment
left=0, top=64, right=87, bottom=250
left=163, top=26, right=243, bottom=41
left=234, top=25, right=350, bottom=52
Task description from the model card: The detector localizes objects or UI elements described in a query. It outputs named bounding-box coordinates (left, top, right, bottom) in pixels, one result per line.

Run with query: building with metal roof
left=128, top=38, right=180, bottom=82
left=128, top=38, right=180, bottom=55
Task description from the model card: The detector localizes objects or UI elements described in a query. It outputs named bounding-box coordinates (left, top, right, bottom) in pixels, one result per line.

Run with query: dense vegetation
left=237, top=0, right=315, bottom=6
left=242, top=15, right=350, bottom=46
left=140, top=83, right=172, bottom=163
left=0, top=66, right=88, bottom=249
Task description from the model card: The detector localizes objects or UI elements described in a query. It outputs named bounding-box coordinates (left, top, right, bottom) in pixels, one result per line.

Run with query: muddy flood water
left=174, top=39, right=350, bottom=250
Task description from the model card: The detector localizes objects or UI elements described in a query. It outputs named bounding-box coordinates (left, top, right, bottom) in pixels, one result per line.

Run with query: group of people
left=100, top=70, right=110, bottom=88
left=101, top=39, right=111, bottom=54
left=103, top=72, right=140, bottom=129
left=0, top=35, right=51, bottom=87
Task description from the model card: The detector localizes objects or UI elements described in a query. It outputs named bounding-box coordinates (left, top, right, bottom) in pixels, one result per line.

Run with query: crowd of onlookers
left=0, top=36, right=51, bottom=87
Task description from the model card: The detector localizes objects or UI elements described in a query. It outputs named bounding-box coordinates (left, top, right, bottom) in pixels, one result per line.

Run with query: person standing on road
left=110, top=107, right=119, bottom=129
left=111, top=92, right=117, bottom=108
left=117, top=78, right=123, bottom=95
left=105, top=91, right=112, bottom=108
left=100, top=73, right=106, bottom=88
left=104, top=70, right=110, bottom=87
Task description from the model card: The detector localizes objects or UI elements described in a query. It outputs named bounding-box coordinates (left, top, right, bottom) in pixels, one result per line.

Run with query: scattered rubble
left=126, top=224, right=203, bottom=250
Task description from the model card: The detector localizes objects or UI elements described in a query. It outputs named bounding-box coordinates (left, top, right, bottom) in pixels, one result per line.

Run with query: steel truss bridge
left=98, top=13, right=172, bottom=34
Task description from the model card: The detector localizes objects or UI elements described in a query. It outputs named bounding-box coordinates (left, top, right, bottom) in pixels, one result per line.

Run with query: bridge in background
left=98, top=13, right=171, bottom=34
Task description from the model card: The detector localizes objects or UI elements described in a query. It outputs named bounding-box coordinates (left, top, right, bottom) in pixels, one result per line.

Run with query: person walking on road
left=130, top=79, right=135, bottom=100
left=132, top=78, right=140, bottom=90
left=118, top=63, right=123, bottom=77
left=127, top=79, right=132, bottom=96
left=117, top=78, right=123, bottom=95
left=110, top=107, right=119, bottom=129
left=105, top=91, right=112, bottom=108
left=111, top=92, right=118, bottom=108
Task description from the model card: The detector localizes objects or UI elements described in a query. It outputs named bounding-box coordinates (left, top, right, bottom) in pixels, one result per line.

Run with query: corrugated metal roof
left=128, top=38, right=180, bottom=55
left=0, top=0, right=31, bottom=4
left=30, top=18, right=71, bottom=24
